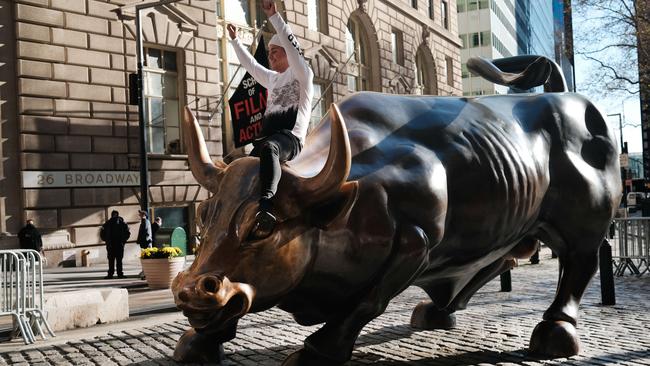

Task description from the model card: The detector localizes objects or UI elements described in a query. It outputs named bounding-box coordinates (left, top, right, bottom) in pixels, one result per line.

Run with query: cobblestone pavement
left=1, top=249, right=649, bottom=366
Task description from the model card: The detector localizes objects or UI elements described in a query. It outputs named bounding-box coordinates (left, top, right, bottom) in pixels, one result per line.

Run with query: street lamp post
left=134, top=6, right=149, bottom=214
left=607, top=113, right=624, bottom=152
left=609, top=113, right=629, bottom=209
left=131, top=0, right=204, bottom=213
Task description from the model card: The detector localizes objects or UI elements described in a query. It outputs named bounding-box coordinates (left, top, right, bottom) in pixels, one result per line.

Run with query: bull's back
left=290, top=92, right=617, bottom=307
left=340, top=93, right=551, bottom=243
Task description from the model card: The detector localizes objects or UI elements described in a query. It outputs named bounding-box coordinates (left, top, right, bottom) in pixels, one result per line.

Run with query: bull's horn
left=298, top=104, right=351, bottom=202
left=183, top=106, right=226, bottom=193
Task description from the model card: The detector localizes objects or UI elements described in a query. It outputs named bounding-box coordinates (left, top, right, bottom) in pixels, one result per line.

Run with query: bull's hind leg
left=411, top=256, right=515, bottom=330
left=529, top=225, right=605, bottom=357
left=281, top=224, right=433, bottom=366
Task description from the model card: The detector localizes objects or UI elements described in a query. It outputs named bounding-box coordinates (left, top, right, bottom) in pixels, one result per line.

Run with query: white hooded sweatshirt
left=229, top=13, right=314, bottom=147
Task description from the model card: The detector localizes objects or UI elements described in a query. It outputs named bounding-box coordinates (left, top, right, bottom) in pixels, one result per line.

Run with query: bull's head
left=172, top=104, right=358, bottom=333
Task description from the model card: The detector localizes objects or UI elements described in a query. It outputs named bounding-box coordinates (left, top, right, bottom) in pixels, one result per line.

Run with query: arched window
left=414, top=46, right=438, bottom=95
left=345, top=17, right=372, bottom=92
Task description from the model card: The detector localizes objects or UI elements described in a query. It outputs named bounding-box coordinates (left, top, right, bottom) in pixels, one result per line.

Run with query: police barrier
left=0, top=250, right=55, bottom=344
left=610, top=218, right=650, bottom=276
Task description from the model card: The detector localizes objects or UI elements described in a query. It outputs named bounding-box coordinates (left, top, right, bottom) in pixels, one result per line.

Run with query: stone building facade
left=0, top=0, right=460, bottom=266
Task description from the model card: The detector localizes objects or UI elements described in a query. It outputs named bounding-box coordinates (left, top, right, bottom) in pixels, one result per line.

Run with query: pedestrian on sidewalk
left=137, top=210, right=153, bottom=280
left=100, top=210, right=130, bottom=279
left=137, top=210, right=153, bottom=249
left=152, top=216, right=162, bottom=248
left=18, top=219, right=44, bottom=259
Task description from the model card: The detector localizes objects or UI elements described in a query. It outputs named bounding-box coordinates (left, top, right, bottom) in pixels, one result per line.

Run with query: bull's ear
left=309, top=181, right=359, bottom=230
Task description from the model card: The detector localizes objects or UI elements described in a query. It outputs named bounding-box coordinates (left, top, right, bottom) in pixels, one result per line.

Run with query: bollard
left=81, top=250, right=91, bottom=267
left=530, top=249, right=540, bottom=264
left=599, top=239, right=616, bottom=305
left=500, top=270, right=511, bottom=292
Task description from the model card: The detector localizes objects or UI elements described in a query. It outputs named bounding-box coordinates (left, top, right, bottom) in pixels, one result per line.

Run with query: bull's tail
left=467, top=55, right=568, bottom=92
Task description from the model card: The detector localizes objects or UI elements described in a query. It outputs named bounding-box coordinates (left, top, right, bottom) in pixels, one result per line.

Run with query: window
left=414, top=47, right=435, bottom=95
left=446, top=56, right=454, bottom=86
left=429, top=0, right=435, bottom=19
left=310, top=81, right=332, bottom=132
left=472, top=33, right=480, bottom=47
left=308, top=0, right=328, bottom=34
left=391, top=29, right=404, bottom=66
left=224, top=0, right=264, bottom=27
left=143, top=47, right=181, bottom=155
left=441, top=0, right=449, bottom=29
left=345, top=18, right=371, bottom=92
left=411, top=0, right=417, bottom=9
left=463, top=31, right=492, bottom=48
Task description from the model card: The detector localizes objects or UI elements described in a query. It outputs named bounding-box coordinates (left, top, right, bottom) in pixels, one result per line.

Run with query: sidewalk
left=0, top=249, right=648, bottom=365
left=0, top=257, right=193, bottom=336
left=40, top=260, right=187, bottom=315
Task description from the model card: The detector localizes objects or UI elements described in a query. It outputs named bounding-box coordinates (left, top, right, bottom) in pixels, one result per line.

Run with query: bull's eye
left=197, top=200, right=221, bottom=233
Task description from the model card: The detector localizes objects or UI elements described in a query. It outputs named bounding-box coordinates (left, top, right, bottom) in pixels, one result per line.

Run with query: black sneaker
left=249, top=211, right=277, bottom=240
left=104, top=275, right=113, bottom=279
left=117, top=274, right=126, bottom=279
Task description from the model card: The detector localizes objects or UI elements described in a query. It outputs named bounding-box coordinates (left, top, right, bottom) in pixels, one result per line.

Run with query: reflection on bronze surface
left=173, top=56, right=621, bottom=365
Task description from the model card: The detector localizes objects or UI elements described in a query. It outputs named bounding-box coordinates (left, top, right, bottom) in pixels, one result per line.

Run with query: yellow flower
left=140, top=246, right=183, bottom=259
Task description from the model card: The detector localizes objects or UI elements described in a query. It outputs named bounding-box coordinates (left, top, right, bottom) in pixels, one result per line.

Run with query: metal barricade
left=611, top=218, right=650, bottom=276
left=0, top=250, right=55, bottom=344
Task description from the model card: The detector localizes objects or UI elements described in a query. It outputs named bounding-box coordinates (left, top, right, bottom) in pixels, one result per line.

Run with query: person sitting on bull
left=227, top=0, right=314, bottom=240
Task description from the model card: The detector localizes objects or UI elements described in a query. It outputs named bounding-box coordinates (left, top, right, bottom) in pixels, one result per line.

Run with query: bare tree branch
left=573, top=0, right=643, bottom=96
left=582, top=54, right=639, bottom=86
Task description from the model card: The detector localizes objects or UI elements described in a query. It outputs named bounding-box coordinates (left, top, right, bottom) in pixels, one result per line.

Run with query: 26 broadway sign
left=22, top=171, right=143, bottom=188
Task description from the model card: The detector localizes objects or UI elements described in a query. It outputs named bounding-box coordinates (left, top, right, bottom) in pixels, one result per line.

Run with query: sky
left=572, top=3, right=642, bottom=154
left=574, top=59, right=642, bottom=154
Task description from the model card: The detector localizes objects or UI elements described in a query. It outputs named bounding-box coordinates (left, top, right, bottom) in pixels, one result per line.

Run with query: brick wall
left=12, top=0, right=217, bottom=251
left=3, top=0, right=461, bottom=257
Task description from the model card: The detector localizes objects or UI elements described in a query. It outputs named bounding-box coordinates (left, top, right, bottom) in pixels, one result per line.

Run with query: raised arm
left=227, top=24, right=276, bottom=88
left=263, top=3, right=313, bottom=84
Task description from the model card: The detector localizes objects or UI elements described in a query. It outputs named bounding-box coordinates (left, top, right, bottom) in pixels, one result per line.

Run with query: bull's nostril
left=202, top=277, right=219, bottom=293
left=178, top=289, right=190, bottom=303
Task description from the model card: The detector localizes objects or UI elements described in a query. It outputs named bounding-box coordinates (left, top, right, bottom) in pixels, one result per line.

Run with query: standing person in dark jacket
left=18, top=219, right=43, bottom=255
left=136, top=210, right=153, bottom=279
left=100, top=210, right=130, bottom=279
left=151, top=217, right=162, bottom=248
left=137, top=210, right=153, bottom=249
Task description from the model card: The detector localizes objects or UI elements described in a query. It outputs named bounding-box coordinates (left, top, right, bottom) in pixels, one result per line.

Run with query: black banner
left=229, top=36, right=268, bottom=148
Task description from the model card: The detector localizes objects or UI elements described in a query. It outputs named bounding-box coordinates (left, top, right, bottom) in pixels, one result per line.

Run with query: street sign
left=22, top=171, right=144, bottom=188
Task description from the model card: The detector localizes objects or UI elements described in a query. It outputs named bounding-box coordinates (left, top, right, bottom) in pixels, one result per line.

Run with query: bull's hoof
left=282, top=348, right=344, bottom=366
left=529, top=320, right=579, bottom=358
left=173, top=328, right=226, bottom=363
left=410, top=301, right=456, bottom=330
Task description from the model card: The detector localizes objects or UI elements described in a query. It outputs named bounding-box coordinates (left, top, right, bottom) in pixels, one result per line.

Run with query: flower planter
left=140, top=257, right=185, bottom=289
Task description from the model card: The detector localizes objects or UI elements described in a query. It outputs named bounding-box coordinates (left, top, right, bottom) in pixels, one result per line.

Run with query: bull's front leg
left=282, top=224, right=432, bottom=366
left=528, top=228, right=604, bottom=358
left=173, top=321, right=237, bottom=363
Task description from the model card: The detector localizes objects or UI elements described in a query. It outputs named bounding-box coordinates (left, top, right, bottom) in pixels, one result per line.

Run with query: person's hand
left=261, top=0, right=276, bottom=17
left=227, top=23, right=237, bottom=40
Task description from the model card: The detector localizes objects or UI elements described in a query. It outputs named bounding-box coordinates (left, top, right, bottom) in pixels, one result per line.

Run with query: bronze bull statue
left=172, top=56, right=621, bottom=365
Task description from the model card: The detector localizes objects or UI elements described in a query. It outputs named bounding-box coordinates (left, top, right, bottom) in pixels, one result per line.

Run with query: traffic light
left=128, top=73, right=139, bottom=106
